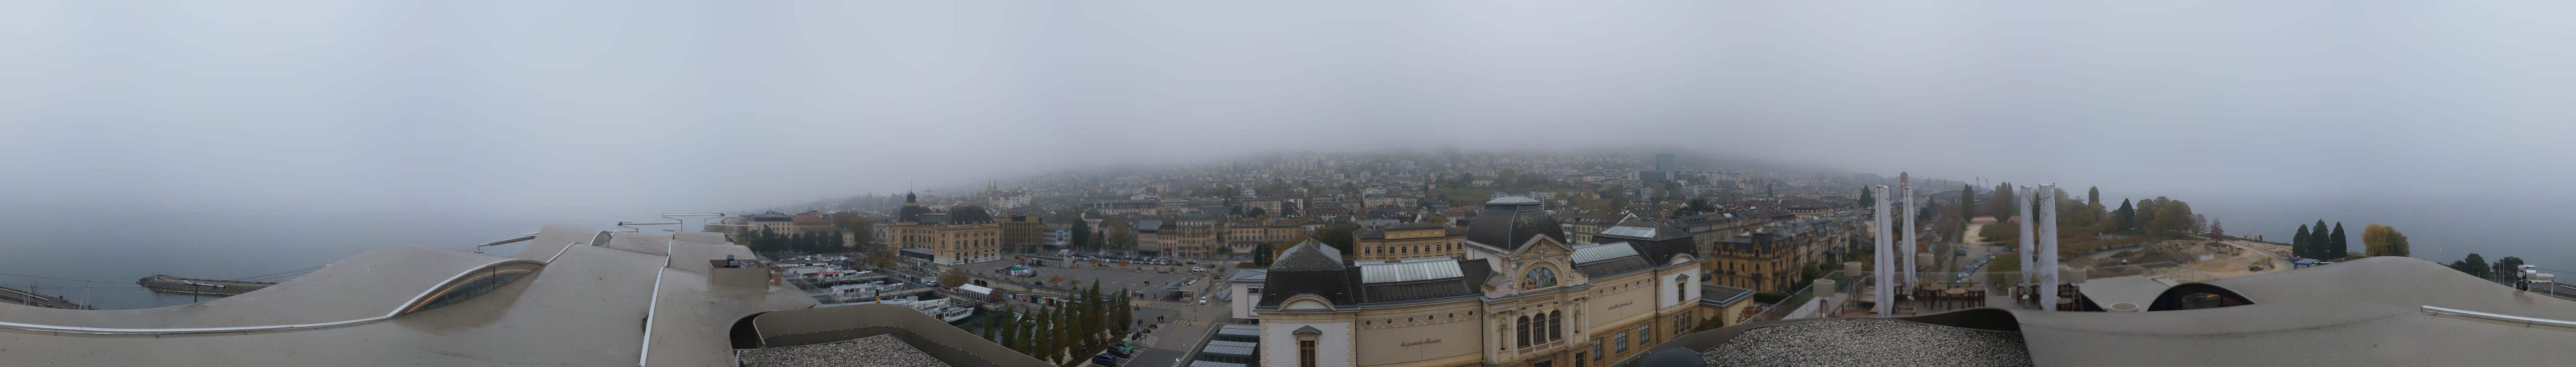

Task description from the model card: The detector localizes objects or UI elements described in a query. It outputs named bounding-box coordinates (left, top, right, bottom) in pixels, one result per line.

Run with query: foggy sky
left=5, top=1, right=2575, bottom=224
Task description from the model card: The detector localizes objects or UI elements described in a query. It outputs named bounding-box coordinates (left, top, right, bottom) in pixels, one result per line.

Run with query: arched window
left=1523, top=266, right=1558, bottom=289
left=401, top=261, right=543, bottom=315
left=1548, top=310, right=1564, bottom=340
left=1516, top=316, right=1532, bottom=347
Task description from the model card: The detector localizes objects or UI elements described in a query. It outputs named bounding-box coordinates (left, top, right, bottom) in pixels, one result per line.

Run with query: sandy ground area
left=2070, top=239, right=2287, bottom=280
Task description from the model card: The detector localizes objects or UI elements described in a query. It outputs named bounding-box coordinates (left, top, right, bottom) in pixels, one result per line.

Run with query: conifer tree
left=2116, top=199, right=2136, bottom=230
left=1035, top=306, right=1056, bottom=361
left=1111, top=290, right=1132, bottom=337
left=978, top=312, right=993, bottom=340
left=2311, top=220, right=2332, bottom=258
left=1000, top=310, right=1022, bottom=354
left=2330, top=223, right=2348, bottom=258
left=1960, top=184, right=1977, bottom=220
left=2293, top=225, right=2311, bottom=259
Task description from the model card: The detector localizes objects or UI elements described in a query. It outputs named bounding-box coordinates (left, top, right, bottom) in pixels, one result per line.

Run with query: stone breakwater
left=1701, top=318, right=2032, bottom=367
left=137, top=275, right=275, bottom=296
left=738, top=334, right=950, bottom=367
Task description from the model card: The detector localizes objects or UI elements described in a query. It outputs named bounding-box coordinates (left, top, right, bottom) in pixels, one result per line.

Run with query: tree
left=2292, top=225, right=2311, bottom=259
left=941, top=267, right=968, bottom=288
left=2449, top=253, right=2491, bottom=278
left=868, top=241, right=899, bottom=269
left=1314, top=224, right=1361, bottom=258
left=1034, top=305, right=1057, bottom=362
left=2329, top=223, right=2348, bottom=259
left=1070, top=221, right=1093, bottom=251
left=976, top=310, right=995, bottom=340
left=1960, top=184, right=1977, bottom=220
left=2362, top=224, right=2410, bottom=257
left=1251, top=243, right=1275, bottom=266
left=1279, top=202, right=1300, bottom=218
left=2307, top=220, right=2329, bottom=258
left=2495, top=257, right=2527, bottom=278
left=1858, top=187, right=1874, bottom=207
left=1086, top=283, right=1107, bottom=348
left=1990, top=184, right=2015, bottom=219
left=1692, top=314, right=1730, bottom=333
left=1112, top=290, right=1133, bottom=336
left=1247, top=207, right=1266, bottom=218
left=997, top=310, right=1021, bottom=354
left=1105, top=229, right=1135, bottom=250
left=2116, top=199, right=2136, bottom=231
left=1678, top=199, right=1717, bottom=216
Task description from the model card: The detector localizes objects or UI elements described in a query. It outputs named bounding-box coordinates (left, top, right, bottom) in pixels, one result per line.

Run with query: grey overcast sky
left=4, top=1, right=2574, bottom=220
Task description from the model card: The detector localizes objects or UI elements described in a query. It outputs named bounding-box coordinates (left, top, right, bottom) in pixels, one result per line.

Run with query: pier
left=0, top=285, right=91, bottom=309
left=137, top=275, right=276, bottom=296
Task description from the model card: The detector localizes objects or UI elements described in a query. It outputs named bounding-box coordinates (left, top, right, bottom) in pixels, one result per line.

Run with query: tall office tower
left=1653, top=153, right=1677, bottom=171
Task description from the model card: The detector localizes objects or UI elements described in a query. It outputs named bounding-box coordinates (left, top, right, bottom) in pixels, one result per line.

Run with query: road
left=1133, top=286, right=1237, bottom=367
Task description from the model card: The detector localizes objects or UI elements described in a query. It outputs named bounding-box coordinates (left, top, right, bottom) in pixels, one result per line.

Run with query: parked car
left=1091, top=353, right=1121, bottom=367
left=1197, top=296, right=1209, bottom=305
left=1191, top=266, right=1205, bottom=272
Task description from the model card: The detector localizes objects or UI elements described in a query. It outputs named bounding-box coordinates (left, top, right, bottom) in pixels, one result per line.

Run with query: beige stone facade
left=889, top=199, right=1002, bottom=266
left=1352, top=223, right=1466, bottom=261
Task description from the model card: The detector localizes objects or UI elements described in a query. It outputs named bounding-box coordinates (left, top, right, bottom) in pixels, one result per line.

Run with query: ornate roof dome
left=1467, top=196, right=1563, bottom=250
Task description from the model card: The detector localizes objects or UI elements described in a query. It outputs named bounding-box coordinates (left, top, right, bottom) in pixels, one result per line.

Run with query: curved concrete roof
left=0, top=226, right=829, bottom=367
left=2016, top=256, right=2576, bottom=367
left=1648, top=257, right=2576, bottom=367
left=0, top=243, right=513, bottom=329
left=2178, top=256, right=2576, bottom=319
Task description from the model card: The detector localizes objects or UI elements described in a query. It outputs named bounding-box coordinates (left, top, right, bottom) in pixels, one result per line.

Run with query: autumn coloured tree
left=2363, top=224, right=2411, bottom=257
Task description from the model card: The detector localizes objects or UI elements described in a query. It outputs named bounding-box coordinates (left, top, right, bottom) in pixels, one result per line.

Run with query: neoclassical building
left=1251, top=197, right=1704, bottom=367
left=1351, top=222, right=1467, bottom=261
left=889, top=192, right=1002, bottom=266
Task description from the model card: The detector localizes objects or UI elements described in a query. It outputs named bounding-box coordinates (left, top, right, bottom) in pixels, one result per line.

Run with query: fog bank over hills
left=5, top=2, right=2575, bottom=272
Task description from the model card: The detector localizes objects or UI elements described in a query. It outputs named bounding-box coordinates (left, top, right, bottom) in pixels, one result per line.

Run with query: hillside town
left=737, top=153, right=1875, bottom=276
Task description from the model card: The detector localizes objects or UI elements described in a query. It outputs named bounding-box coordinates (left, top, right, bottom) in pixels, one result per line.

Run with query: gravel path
left=1700, top=318, right=2031, bottom=367
left=739, top=334, right=950, bottom=367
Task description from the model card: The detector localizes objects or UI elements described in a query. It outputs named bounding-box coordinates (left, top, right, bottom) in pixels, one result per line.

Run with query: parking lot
left=961, top=259, right=1226, bottom=303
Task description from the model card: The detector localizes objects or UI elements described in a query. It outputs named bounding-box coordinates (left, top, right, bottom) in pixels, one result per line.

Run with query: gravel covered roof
left=1699, top=319, right=2029, bottom=367
left=739, top=334, right=950, bottom=367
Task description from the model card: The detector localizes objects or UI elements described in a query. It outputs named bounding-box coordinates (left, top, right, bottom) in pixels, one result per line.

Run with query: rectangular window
left=1614, top=332, right=1628, bottom=353
left=1299, top=340, right=1317, bottom=367
left=1637, top=325, right=1653, bottom=344
left=1575, top=353, right=1585, bottom=367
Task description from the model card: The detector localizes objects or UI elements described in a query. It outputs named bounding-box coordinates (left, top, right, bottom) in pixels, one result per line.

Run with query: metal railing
left=2420, top=305, right=2576, bottom=329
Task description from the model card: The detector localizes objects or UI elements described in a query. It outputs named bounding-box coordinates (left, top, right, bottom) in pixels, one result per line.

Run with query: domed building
left=1247, top=197, right=1710, bottom=367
